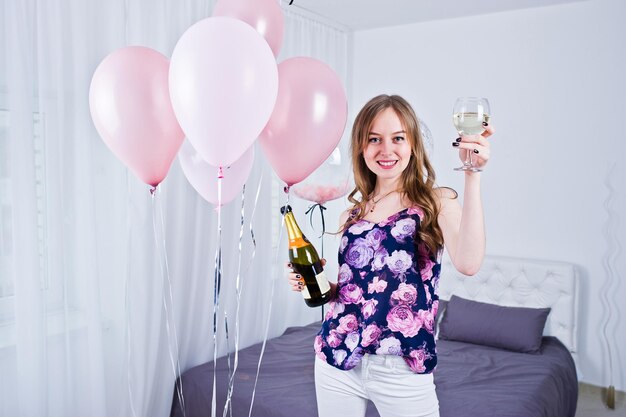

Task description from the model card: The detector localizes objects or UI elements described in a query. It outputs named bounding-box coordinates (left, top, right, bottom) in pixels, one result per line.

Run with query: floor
left=576, top=384, right=625, bottom=417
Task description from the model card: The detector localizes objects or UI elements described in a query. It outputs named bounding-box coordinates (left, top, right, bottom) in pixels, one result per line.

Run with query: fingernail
left=455, top=137, right=462, bottom=142
left=482, top=122, right=488, bottom=126
left=473, top=149, right=479, bottom=154
left=295, top=274, right=301, bottom=278
left=452, top=142, right=460, bottom=147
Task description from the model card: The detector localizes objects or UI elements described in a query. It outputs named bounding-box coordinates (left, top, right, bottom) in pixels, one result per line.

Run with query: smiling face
left=362, top=107, right=413, bottom=184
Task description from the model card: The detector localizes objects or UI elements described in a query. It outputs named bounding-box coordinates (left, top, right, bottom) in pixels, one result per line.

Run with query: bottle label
left=316, top=271, right=331, bottom=293
left=301, top=271, right=330, bottom=300
left=302, top=286, right=311, bottom=299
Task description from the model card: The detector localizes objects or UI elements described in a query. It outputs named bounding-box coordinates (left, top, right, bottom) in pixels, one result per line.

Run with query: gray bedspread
left=171, top=322, right=577, bottom=417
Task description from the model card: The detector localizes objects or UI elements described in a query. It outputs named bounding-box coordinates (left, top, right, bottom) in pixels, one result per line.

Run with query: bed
left=171, top=255, right=579, bottom=417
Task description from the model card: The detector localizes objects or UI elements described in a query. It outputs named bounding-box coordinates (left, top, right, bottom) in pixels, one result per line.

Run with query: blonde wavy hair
left=344, top=94, right=455, bottom=255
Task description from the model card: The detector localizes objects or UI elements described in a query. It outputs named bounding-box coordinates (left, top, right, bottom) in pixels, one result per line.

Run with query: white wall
left=350, top=0, right=626, bottom=390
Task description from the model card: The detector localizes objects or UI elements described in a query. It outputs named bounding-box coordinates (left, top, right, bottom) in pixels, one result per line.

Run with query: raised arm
left=437, top=178, right=484, bottom=276
left=438, top=124, right=494, bottom=275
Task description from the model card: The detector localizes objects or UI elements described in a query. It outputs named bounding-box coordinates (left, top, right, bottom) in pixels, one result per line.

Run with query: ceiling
left=288, top=0, right=588, bottom=30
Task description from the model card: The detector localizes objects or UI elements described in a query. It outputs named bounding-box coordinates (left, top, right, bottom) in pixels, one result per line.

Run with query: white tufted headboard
left=438, top=255, right=579, bottom=357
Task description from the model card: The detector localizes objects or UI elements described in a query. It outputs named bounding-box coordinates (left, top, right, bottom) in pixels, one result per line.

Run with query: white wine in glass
left=453, top=97, right=490, bottom=172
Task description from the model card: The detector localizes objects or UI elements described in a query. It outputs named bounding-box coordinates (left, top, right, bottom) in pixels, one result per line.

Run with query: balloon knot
left=218, top=166, right=224, bottom=179
left=149, top=186, right=157, bottom=195
left=283, top=185, right=290, bottom=194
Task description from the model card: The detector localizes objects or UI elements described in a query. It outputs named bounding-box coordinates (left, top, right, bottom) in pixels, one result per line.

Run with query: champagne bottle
left=281, top=205, right=331, bottom=307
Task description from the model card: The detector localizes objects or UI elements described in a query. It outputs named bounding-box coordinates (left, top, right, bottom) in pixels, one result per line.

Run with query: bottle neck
left=284, top=212, right=307, bottom=248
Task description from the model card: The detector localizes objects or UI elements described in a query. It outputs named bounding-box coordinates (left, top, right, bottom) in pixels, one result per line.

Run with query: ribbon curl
left=305, top=203, right=327, bottom=237
left=304, top=203, right=327, bottom=250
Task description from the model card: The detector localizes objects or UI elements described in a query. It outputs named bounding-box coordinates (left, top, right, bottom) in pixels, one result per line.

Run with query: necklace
left=369, top=190, right=397, bottom=212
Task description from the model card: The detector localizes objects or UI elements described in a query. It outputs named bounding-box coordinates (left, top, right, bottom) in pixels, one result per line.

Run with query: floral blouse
left=315, top=206, right=442, bottom=374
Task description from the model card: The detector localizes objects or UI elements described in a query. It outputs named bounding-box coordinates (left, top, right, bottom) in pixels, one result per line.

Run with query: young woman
left=286, top=94, right=494, bottom=417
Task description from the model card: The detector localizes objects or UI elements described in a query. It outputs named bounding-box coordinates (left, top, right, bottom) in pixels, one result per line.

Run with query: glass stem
left=465, top=149, right=472, bottom=167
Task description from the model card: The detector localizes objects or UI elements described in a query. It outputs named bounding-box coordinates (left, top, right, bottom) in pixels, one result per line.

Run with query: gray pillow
left=434, top=298, right=448, bottom=339
left=438, top=295, right=551, bottom=354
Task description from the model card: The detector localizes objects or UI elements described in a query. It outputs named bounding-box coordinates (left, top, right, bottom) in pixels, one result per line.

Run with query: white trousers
left=314, top=355, right=440, bottom=417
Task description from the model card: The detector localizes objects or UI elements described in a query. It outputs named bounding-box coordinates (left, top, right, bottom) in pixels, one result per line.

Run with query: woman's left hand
left=454, top=124, right=495, bottom=170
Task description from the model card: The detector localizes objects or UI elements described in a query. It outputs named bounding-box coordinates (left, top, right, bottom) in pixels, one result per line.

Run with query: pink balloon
left=89, top=47, right=184, bottom=187
left=292, top=148, right=351, bottom=205
left=169, top=17, right=278, bottom=168
left=212, top=0, right=284, bottom=57
left=179, top=140, right=254, bottom=206
left=259, top=57, right=348, bottom=187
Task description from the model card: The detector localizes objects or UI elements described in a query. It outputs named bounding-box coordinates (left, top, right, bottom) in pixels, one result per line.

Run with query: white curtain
left=0, top=1, right=349, bottom=416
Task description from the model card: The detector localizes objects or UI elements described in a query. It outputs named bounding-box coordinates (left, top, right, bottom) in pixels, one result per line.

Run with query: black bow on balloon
left=305, top=202, right=326, bottom=258
left=305, top=203, right=327, bottom=239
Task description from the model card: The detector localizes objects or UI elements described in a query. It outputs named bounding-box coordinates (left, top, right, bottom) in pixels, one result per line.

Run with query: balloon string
left=124, top=173, right=137, bottom=417
left=151, top=187, right=186, bottom=417
left=223, top=313, right=232, bottom=417
left=239, top=169, right=264, bottom=280
left=223, top=182, right=249, bottom=417
left=211, top=170, right=224, bottom=417
left=283, top=185, right=291, bottom=204
left=232, top=168, right=265, bottom=416
left=227, top=167, right=265, bottom=417
left=243, top=169, right=263, bottom=277
left=248, top=186, right=286, bottom=417
left=304, top=203, right=327, bottom=321
left=156, top=186, right=187, bottom=417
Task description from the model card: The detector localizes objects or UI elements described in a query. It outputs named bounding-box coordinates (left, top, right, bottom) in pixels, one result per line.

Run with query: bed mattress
left=171, top=321, right=577, bottom=417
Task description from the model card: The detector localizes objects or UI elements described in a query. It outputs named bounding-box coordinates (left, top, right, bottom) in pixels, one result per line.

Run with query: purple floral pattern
left=338, top=263, right=353, bottom=284
left=317, top=207, right=442, bottom=374
left=371, top=247, right=388, bottom=272
left=390, top=218, right=416, bottom=242
left=386, top=250, right=413, bottom=275
left=345, top=238, right=374, bottom=269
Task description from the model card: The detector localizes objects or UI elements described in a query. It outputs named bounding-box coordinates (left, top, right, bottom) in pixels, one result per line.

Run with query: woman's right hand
left=286, top=259, right=326, bottom=292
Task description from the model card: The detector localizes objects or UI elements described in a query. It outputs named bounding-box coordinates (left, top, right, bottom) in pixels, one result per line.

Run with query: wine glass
left=452, top=97, right=490, bottom=172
